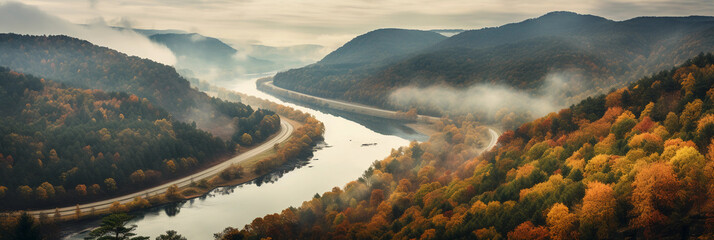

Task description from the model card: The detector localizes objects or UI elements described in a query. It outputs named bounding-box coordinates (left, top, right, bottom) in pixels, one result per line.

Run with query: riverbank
left=257, top=78, right=444, bottom=138
left=56, top=78, right=436, bottom=239
left=1, top=116, right=326, bottom=238
left=1, top=91, right=328, bottom=230
left=0, top=119, right=293, bottom=221
left=144, top=117, right=319, bottom=201
left=215, top=111, right=503, bottom=239
left=257, top=78, right=441, bottom=124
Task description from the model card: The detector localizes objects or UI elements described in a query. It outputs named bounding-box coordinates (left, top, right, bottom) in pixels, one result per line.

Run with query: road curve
left=484, top=128, right=500, bottom=152
left=23, top=120, right=293, bottom=218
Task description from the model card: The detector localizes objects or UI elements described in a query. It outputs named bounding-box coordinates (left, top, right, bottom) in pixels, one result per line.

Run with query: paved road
left=23, top=120, right=293, bottom=218
left=484, top=128, right=500, bottom=152
left=261, top=80, right=441, bottom=123
left=262, top=79, right=501, bottom=150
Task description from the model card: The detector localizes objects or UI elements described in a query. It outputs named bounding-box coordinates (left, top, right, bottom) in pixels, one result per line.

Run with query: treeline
left=217, top=53, right=714, bottom=239
left=254, top=117, right=325, bottom=174
left=0, top=33, right=279, bottom=140
left=0, top=68, right=277, bottom=209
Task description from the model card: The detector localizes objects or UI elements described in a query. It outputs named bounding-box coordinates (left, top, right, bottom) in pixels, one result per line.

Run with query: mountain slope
left=319, top=28, right=447, bottom=65
left=435, top=11, right=613, bottom=50
left=150, top=33, right=239, bottom=63
left=149, top=33, right=278, bottom=74
left=0, top=33, right=279, bottom=141
left=0, top=67, right=232, bottom=209
left=273, top=28, right=446, bottom=98
left=219, top=53, right=714, bottom=240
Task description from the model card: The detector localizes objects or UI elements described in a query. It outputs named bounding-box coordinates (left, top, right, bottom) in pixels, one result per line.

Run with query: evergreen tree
left=86, top=213, right=148, bottom=240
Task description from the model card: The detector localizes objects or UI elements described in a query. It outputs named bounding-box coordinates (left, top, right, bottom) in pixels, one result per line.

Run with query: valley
left=2, top=2, right=714, bottom=239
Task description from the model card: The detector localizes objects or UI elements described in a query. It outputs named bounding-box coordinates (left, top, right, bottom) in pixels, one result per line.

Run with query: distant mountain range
left=126, top=29, right=326, bottom=82
left=273, top=11, right=714, bottom=115
left=149, top=33, right=278, bottom=75
left=319, top=28, right=446, bottom=65
left=245, top=44, right=325, bottom=70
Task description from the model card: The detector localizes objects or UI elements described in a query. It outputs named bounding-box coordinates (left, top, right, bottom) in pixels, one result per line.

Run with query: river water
left=63, top=79, right=426, bottom=239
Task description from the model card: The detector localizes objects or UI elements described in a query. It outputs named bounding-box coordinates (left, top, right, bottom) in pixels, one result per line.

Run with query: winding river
left=63, top=78, right=426, bottom=239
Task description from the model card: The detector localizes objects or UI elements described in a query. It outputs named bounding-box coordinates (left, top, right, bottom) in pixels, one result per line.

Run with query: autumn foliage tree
left=507, top=221, right=549, bottom=240
left=546, top=203, right=578, bottom=240
left=630, top=162, right=681, bottom=237
left=212, top=54, right=714, bottom=240
left=0, top=58, right=281, bottom=209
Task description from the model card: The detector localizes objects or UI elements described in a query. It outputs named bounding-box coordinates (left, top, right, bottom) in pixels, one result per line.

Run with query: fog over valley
left=388, top=71, right=585, bottom=128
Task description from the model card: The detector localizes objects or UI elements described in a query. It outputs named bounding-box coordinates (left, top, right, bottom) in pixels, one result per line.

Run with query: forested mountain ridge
left=0, top=33, right=278, bottom=141
left=150, top=33, right=240, bottom=64
left=0, top=67, right=262, bottom=209
left=273, top=12, right=714, bottom=118
left=273, top=29, right=447, bottom=98
left=218, top=54, right=714, bottom=239
left=318, top=29, right=447, bottom=65
left=149, top=33, right=278, bottom=74
left=434, top=11, right=613, bottom=50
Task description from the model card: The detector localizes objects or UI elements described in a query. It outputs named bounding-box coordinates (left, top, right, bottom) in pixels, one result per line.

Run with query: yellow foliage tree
left=681, top=72, right=696, bottom=95
left=580, top=181, right=616, bottom=239
left=109, top=201, right=128, bottom=213
left=680, top=99, right=703, bottom=130
left=547, top=203, right=578, bottom=240
left=585, top=154, right=611, bottom=176
left=165, top=184, right=181, bottom=200
left=639, top=102, right=655, bottom=120
left=630, top=162, right=681, bottom=237
left=241, top=133, right=253, bottom=145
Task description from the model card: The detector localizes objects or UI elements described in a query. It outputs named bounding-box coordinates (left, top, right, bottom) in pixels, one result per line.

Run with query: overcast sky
left=13, top=0, right=714, bottom=48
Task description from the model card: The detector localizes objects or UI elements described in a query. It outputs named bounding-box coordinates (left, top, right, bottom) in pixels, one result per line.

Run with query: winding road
left=23, top=120, right=293, bottom=218
left=484, top=128, right=500, bottom=152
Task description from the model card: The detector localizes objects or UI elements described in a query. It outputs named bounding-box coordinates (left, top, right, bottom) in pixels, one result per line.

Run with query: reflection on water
left=269, top=95, right=429, bottom=142
left=163, top=202, right=182, bottom=217
left=63, top=79, right=423, bottom=239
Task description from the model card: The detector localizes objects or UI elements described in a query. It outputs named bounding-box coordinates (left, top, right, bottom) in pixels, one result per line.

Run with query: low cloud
left=389, top=71, right=585, bottom=127
left=189, top=33, right=207, bottom=42
left=0, top=2, right=176, bottom=65
left=87, top=0, right=98, bottom=9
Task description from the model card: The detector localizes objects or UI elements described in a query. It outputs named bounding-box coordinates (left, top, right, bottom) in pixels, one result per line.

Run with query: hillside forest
left=217, top=53, right=714, bottom=239
left=0, top=66, right=279, bottom=209
left=0, top=34, right=278, bottom=140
